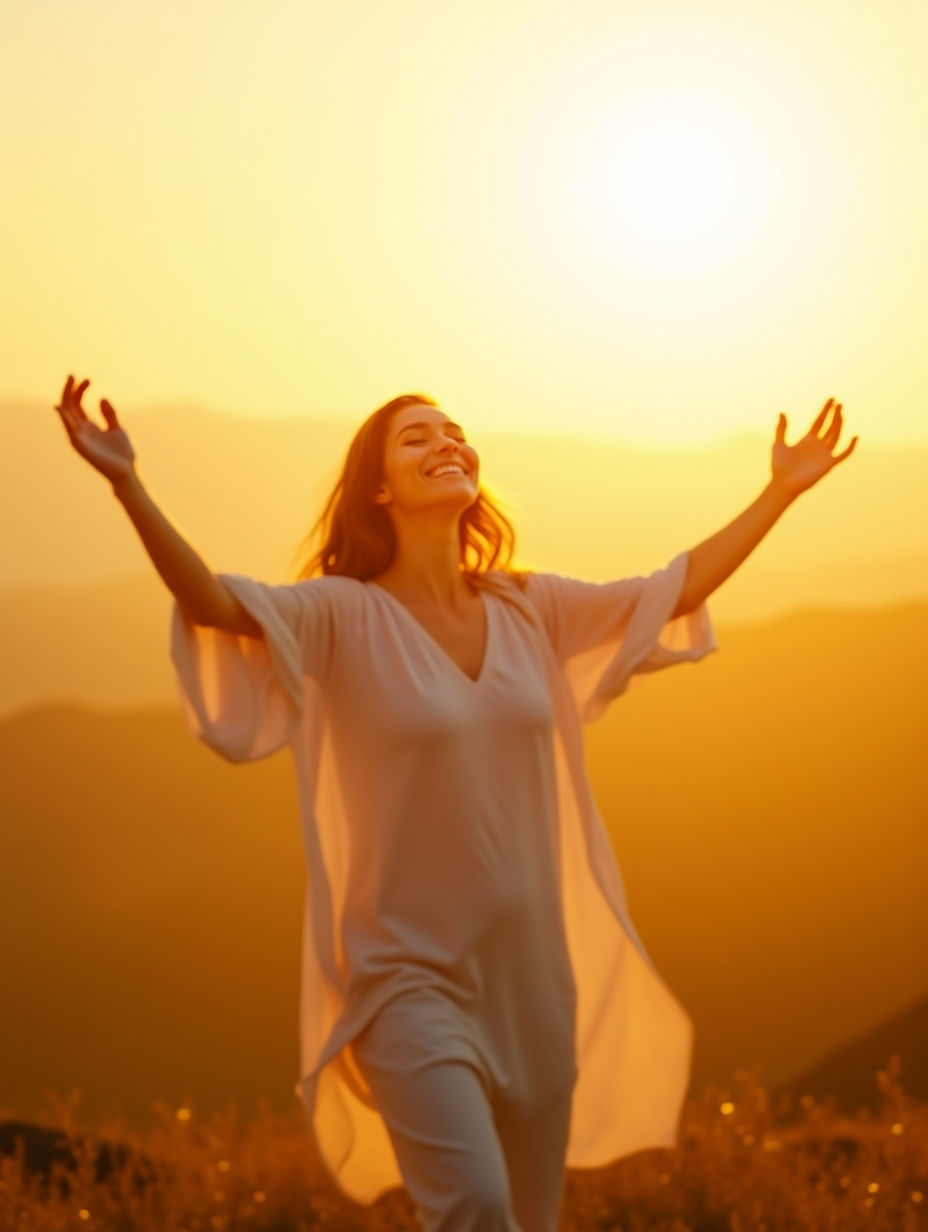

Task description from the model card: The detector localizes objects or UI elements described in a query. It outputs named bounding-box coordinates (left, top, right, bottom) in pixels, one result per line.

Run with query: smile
left=425, top=463, right=468, bottom=478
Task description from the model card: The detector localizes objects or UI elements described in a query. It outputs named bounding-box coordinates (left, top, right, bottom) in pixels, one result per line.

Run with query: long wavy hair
left=291, top=394, right=522, bottom=583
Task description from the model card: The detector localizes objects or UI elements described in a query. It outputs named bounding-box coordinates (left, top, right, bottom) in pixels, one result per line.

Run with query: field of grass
left=2, top=1063, right=925, bottom=1232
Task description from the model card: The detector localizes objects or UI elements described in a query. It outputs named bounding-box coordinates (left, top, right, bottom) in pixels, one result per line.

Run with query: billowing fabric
left=170, top=551, right=716, bottom=1204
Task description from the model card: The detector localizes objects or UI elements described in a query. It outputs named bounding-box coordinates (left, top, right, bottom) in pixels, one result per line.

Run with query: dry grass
left=2, top=1062, right=925, bottom=1232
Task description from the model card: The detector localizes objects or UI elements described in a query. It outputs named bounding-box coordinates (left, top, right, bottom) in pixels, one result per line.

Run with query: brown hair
left=291, top=393, right=522, bottom=583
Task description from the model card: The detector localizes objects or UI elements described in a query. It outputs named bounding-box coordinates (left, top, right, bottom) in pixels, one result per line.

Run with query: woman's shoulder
left=289, top=573, right=367, bottom=595
left=285, top=573, right=373, bottom=616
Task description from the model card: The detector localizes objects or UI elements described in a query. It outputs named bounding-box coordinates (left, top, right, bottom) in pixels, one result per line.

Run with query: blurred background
left=1, top=0, right=925, bottom=1123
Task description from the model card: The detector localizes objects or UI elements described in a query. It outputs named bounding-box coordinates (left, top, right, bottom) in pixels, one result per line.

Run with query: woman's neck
left=373, top=512, right=473, bottom=611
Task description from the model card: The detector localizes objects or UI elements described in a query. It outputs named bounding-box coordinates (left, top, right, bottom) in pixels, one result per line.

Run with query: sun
left=611, top=121, right=734, bottom=240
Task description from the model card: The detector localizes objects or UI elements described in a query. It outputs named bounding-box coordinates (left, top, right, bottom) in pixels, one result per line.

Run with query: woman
left=53, top=376, right=855, bottom=1232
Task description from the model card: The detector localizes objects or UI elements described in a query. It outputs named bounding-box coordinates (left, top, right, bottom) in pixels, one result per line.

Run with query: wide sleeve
left=524, top=551, right=717, bottom=723
left=170, top=573, right=335, bottom=763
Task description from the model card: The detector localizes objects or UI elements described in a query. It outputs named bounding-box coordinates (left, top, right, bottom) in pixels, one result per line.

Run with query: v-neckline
left=368, top=583, right=493, bottom=686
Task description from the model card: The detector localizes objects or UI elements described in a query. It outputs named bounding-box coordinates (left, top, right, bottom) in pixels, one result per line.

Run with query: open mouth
left=424, top=463, right=468, bottom=478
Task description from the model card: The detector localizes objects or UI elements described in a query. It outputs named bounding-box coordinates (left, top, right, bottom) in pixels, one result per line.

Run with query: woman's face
left=376, top=404, right=480, bottom=516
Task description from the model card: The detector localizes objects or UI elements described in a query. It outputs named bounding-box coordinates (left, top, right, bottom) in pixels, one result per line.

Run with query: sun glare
left=612, top=121, right=734, bottom=239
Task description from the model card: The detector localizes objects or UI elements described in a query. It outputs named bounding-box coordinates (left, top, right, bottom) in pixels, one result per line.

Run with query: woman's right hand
left=53, top=375, right=137, bottom=487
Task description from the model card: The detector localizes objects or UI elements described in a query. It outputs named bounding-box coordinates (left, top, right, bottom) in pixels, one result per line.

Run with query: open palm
left=53, top=375, right=136, bottom=485
left=771, top=398, right=857, bottom=498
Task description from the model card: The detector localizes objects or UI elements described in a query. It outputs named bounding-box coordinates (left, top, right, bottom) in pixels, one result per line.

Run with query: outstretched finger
left=832, top=435, right=858, bottom=465
left=809, top=398, right=834, bottom=436
left=57, top=374, right=74, bottom=408
left=823, top=403, right=843, bottom=449
left=72, top=379, right=90, bottom=419
left=775, top=412, right=788, bottom=445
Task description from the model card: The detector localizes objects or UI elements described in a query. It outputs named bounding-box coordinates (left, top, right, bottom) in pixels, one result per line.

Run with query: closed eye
left=403, top=435, right=465, bottom=447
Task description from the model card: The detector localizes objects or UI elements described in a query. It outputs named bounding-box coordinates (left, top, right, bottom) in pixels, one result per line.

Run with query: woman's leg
left=494, top=1083, right=574, bottom=1232
left=353, top=991, right=574, bottom=1232
left=352, top=995, right=518, bottom=1232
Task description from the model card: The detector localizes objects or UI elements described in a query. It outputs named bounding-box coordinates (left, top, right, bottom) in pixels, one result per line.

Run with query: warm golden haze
left=3, top=4, right=927, bottom=1215
left=1, top=1, right=925, bottom=442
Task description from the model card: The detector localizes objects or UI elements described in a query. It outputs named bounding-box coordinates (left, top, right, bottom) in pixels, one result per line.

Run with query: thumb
left=775, top=412, right=787, bottom=445
left=100, top=398, right=119, bottom=428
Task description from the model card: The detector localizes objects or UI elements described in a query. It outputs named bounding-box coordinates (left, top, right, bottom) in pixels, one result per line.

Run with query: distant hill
left=3, top=400, right=926, bottom=623
left=780, top=996, right=928, bottom=1112
left=0, top=706, right=305, bottom=1123
left=1, top=605, right=925, bottom=1122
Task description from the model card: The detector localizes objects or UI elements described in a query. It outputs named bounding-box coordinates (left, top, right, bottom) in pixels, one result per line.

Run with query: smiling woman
left=52, top=374, right=856, bottom=1231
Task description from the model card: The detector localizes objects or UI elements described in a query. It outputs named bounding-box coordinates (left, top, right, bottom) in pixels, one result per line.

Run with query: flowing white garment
left=170, top=552, right=716, bottom=1204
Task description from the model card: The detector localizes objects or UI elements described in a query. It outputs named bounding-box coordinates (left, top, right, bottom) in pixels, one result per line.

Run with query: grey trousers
left=352, top=992, right=575, bottom=1232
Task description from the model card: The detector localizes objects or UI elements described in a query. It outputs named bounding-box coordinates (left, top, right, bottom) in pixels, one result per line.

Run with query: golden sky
left=1, top=0, right=926, bottom=443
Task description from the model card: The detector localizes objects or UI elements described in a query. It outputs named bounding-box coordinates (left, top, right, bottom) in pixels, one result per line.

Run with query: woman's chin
left=414, top=488, right=479, bottom=516
left=415, top=474, right=477, bottom=497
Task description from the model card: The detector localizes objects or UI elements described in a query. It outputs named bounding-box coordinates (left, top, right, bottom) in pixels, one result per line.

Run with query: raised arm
left=672, top=397, right=857, bottom=618
left=53, top=375, right=263, bottom=637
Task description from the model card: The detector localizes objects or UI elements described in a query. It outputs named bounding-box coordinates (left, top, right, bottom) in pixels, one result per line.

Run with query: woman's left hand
left=771, top=397, right=858, bottom=500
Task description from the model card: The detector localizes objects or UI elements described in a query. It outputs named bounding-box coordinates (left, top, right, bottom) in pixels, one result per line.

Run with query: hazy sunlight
left=0, top=2, right=924, bottom=442
left=611, top=121, right=734, bottom=240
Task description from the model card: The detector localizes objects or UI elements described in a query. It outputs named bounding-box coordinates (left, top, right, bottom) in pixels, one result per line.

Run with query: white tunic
left=170, top=553, right=716, bottom=1204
